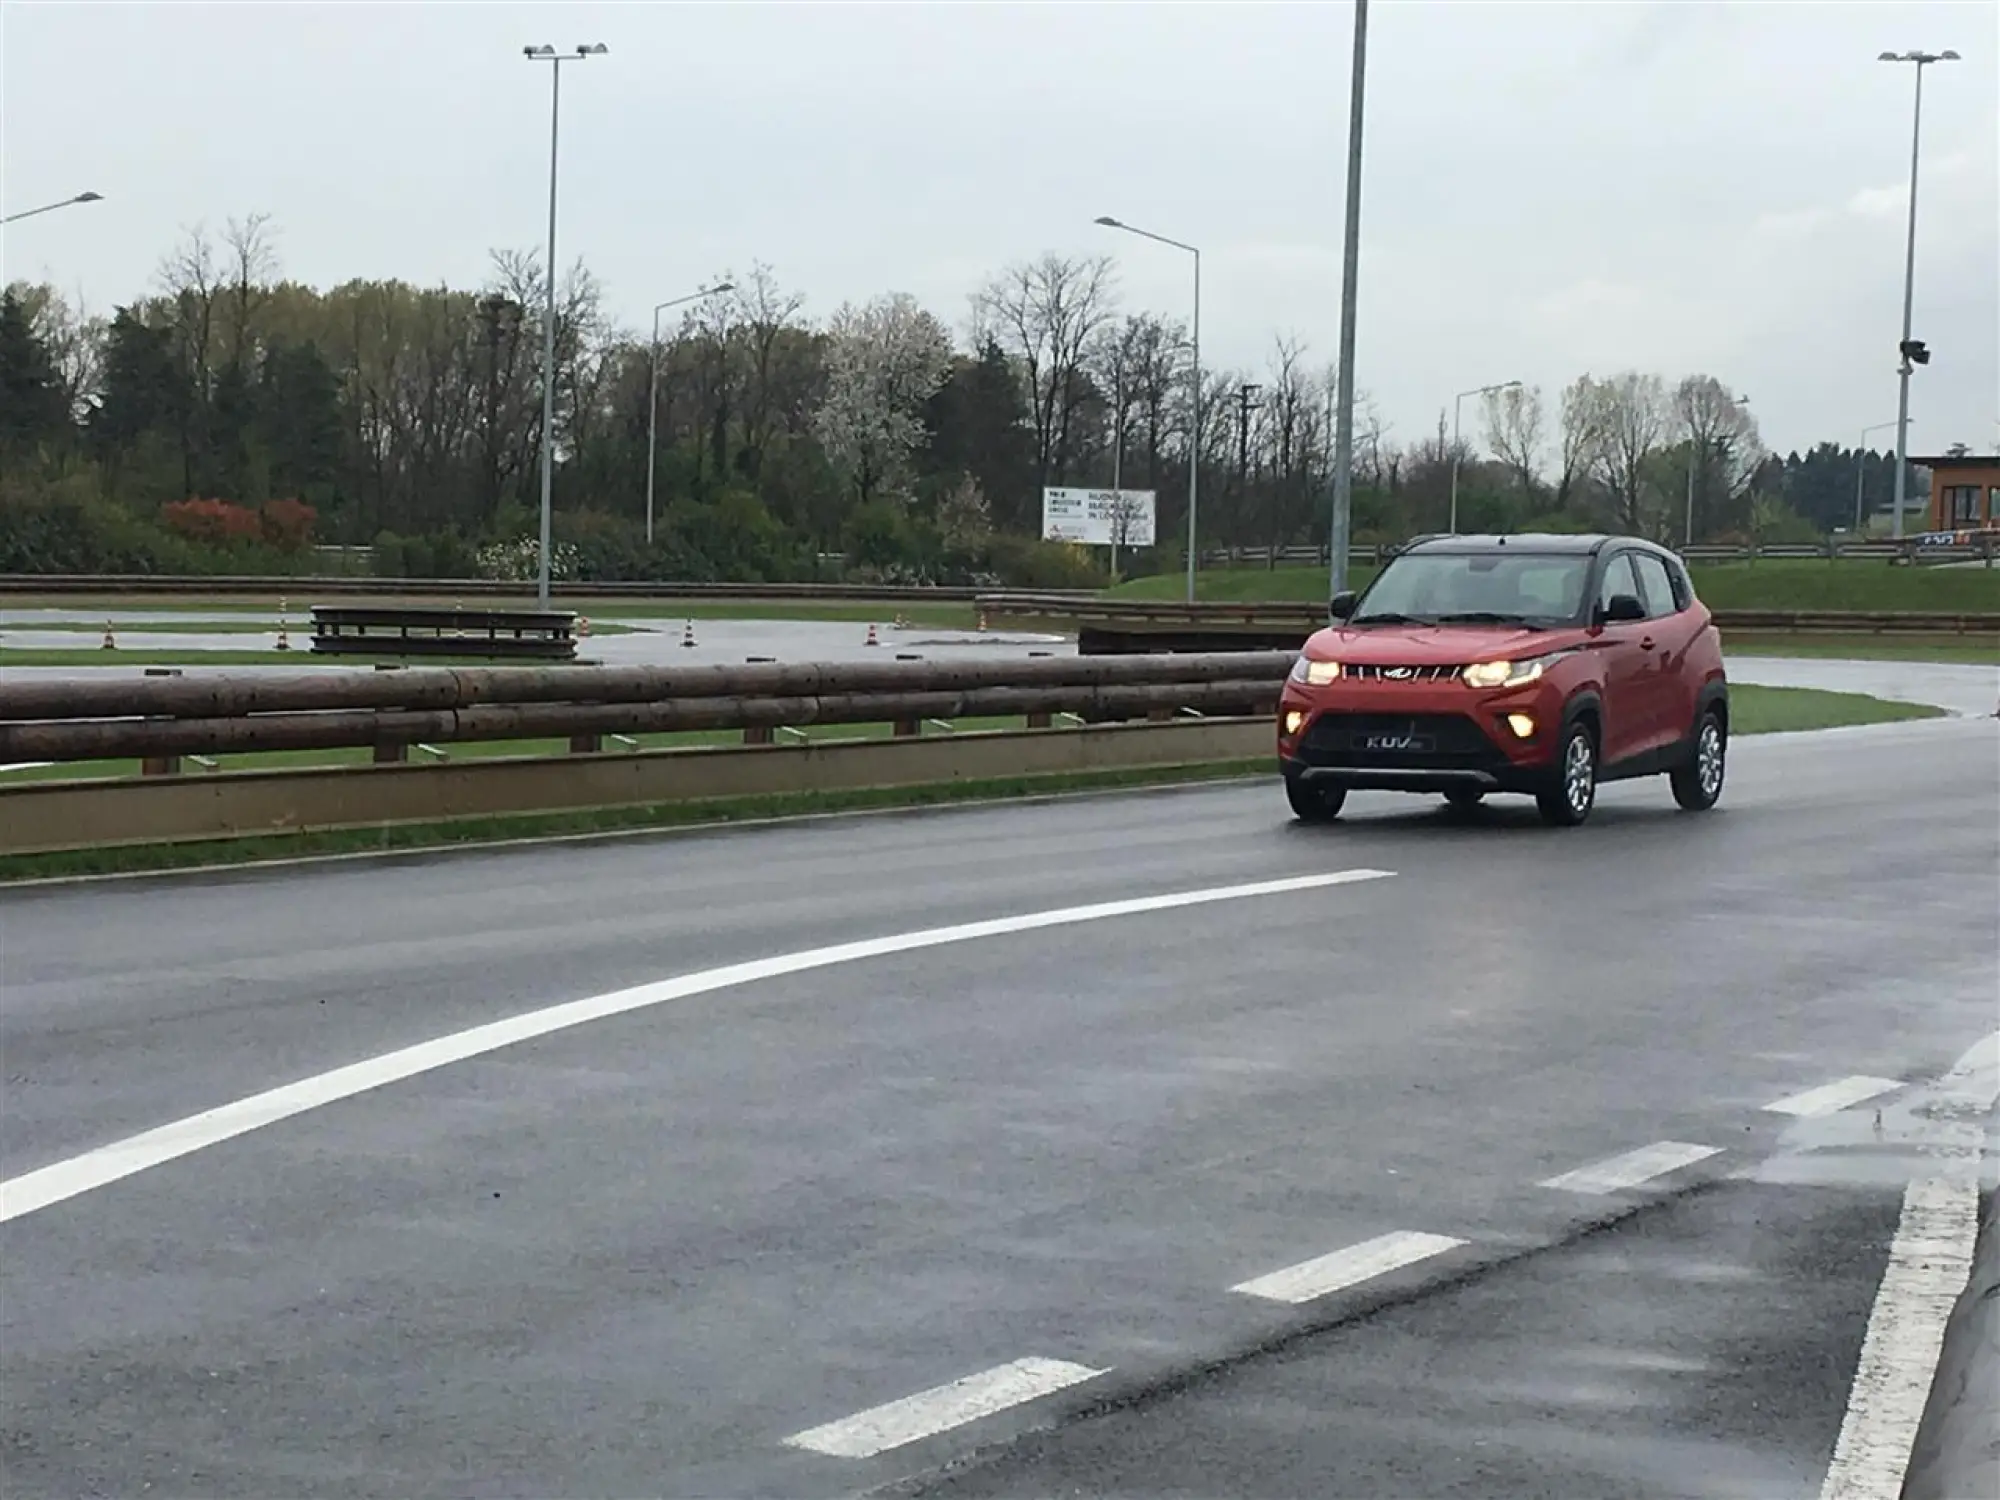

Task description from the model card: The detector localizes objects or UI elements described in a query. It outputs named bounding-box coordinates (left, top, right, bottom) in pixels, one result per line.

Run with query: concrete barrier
left=0, top=718, right=1274, bottom=855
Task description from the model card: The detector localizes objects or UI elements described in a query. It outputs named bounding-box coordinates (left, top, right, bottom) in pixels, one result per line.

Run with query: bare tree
left=1673, top=374, right=1762, bottom=541
left=1589, top=371, right=1671, bottom=533
left=1556, top=374, right=1609, bottom=514
left=729, top=261, right=807, bottom=480
left=220, top=213, right=279, bottom=369
left=972, top=252, right=1117, bottom=489
left=1482, top=383, right=1546, bottom=502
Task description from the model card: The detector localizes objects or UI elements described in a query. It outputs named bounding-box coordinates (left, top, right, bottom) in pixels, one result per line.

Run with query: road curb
left=1902, top=1188, right=1998, bottom=1500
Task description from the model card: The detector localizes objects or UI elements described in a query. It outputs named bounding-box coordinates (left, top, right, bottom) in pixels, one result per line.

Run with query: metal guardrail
left=975, top=595, right=2000, bottom=638
left=310, top=605, right=579, bottom=660
left=0, top=653, right=1298, bottom=769
left=0, top=575, right=1094, bottom=603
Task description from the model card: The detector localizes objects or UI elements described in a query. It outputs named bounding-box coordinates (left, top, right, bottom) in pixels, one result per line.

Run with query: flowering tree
left=813, top=293, right=954, bottom=509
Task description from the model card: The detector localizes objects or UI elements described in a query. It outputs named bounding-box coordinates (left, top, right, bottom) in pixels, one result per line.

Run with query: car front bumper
left=1276, top=676, right=1566, bottom=794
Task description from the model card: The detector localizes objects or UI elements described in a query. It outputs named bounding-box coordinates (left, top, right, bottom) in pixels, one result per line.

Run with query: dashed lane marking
left=1537, top=1141, right=1723, bottom=1195
left=1763, top=1076, right=1905, bottom=1118
left=1231, top=1230, right=1468, bottom=1304
left=784, top=1357, right=1108, bottom=1458
left=0, top=867, right=1395, bottom=1224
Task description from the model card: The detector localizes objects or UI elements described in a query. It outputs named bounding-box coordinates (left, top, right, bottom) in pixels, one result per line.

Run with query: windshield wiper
left=1348, top=612, right=1436, bottom=627
left=1433, top=611, right=1548, bottom=628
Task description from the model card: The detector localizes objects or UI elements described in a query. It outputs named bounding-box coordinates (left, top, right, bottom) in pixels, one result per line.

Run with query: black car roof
left=1398, top=532, right=1673, bottom=559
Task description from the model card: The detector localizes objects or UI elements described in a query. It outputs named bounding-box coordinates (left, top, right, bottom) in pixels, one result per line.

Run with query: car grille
left=1299, top=712, right=1506, bottom=770
left=1343, top=663, right=1461, bottom=682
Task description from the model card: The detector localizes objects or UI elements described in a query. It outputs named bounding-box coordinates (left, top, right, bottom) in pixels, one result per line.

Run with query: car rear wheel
left=1285, top=773, right=1347, bottom=823
left=1670, top=709, right=1726, bottom=811
left=1443, top=787, right=1485, bottom=810
left=1536, top=720, right=1597, bottom=827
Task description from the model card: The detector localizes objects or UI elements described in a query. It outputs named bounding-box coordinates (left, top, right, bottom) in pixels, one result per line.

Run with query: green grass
left=0, top=683, right=1948, bottom=883
left=1727, top=683, right=1945, bottom=733
left=1107, top=559, right=2000, bottom=612
left=1721, top=633, right=1997, bottom=664
left=0, top=647, right=549, bottom=668
left=0, top=716, right=1034, bottom=784
left=0, top=757, right=1270, bottom=883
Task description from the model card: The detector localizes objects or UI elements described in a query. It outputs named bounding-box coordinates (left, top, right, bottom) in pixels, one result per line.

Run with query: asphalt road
left=2, top=715, right=1997, bottom=1498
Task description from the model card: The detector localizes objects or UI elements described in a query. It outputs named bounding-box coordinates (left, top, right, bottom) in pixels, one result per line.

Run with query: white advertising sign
left=1040, top=487, right=1157, bottom=548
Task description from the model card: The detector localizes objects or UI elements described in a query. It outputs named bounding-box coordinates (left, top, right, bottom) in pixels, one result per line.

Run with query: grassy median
left=0, top=684, right=1948, bottom=883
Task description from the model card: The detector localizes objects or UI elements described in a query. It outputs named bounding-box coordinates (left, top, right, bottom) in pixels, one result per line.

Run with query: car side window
left=1630, top=553, right=1679, bottom=618
left=1595, top=553, right=1640, bottom=616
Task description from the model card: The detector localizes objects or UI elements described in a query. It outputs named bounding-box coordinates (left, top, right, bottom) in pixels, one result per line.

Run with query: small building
left=1916, top=450, right=2000, bottom=535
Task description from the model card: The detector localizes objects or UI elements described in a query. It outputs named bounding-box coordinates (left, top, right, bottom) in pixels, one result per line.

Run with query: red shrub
left=161, top=498, right=262, bottom=544
left=261, top=498, right=317, bottom=551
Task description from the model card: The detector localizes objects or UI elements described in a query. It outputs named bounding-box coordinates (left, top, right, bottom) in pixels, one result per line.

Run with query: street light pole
left=1095, top=216, right=1200, bottom=602
left=1854, top=418, right=1901, bottom=533
left=1448, top=381, right=1521, bottom=534
left=1880, top=48, right=1958, bottom=541
left=646, top=282, right=734, bottom=547
left=1, top=191, right=104, bottom=226
left=524, top=42, right=607, bottom=610
left=1328, top=0, right=1368, bottom=599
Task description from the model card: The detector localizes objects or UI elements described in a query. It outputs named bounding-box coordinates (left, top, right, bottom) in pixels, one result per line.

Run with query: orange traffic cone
left=577, top=615, right=591, bottom=639
left=101, top=619, right=116, bottom=650
left=275, top=618, right=291, bottom=651
left=864, top=622, right=880, bottom=647
left=682, top=619, right=697, bottom=649
left=978, top=610, right=989, bottom=632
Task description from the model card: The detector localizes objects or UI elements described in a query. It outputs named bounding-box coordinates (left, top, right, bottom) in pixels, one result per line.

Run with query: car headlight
left=1289, top=658, right=1343, bottom=685
left=1461, top=653, right=1562, bottom=689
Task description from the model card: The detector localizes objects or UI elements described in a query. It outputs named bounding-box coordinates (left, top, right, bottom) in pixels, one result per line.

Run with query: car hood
left=1303, top=624, right=1587, bottom=665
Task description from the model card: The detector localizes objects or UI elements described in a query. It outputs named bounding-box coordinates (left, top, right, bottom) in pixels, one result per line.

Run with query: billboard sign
left=1040, top=487, right=1157, bottom=548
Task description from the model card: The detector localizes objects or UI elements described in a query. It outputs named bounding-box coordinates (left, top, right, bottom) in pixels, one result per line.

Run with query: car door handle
left=1639, top=635, right=1656, bottom=650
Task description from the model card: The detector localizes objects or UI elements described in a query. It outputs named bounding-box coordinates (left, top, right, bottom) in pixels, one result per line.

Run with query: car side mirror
left=1596, top=592, right=1646, bottom=625
left=1329, top=590, right=1358, bottom=621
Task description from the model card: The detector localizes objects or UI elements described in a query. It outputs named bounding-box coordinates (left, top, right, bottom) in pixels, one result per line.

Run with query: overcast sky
left=3, top=0, right=1995, bottom=463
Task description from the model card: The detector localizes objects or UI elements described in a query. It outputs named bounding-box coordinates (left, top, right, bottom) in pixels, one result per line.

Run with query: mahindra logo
left=1384, top=666, right=1414, bottom=680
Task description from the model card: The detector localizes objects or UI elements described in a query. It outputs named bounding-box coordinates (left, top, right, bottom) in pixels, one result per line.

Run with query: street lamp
left=645, top=281, right=734, bottom=545
left=1096, top=215, right=1200, bottom=602
left=1328, top=0, right=1370, bottom=598
left=1684, top=394, right=1750, bottom=547
left=524, top=42, right=609, bottom=610
left=1879, top=47, right=1959, bottom=541
left=1, top=191, right=104, bottom=226
left=1854, top=419, right=1903, bottom=533
left=1449, top=381, right=1521, bottom=534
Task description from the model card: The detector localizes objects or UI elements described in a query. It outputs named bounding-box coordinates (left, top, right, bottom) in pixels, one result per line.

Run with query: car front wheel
left=1536, top=720, right=1597, bottom=827
left=1286, top=773, right=1347, bottom=823
left=1670, top=709, right=1726, bottom=811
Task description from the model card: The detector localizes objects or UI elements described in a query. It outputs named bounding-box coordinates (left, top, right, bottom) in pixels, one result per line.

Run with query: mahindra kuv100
left=1276, top=533, right=1728, bottom=827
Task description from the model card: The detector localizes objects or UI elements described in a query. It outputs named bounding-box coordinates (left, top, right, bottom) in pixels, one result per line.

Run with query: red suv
left=1276, top=533, right=1728, bottom=826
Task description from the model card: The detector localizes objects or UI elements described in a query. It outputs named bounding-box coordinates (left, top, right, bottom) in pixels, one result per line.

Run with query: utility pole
left=1235, top=382, right=1263, bottom=534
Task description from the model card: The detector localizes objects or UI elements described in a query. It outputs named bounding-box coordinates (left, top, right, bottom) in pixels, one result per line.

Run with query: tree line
left=0, top=213, right=1922, bottom=582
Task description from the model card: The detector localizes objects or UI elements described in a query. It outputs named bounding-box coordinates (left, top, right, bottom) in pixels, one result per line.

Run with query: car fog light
left=1283, top=710, right=1306, bottom=736
left=1506, top=712, right=1536, bottom=739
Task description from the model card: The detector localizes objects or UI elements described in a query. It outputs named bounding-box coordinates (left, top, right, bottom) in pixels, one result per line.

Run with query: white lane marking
left=0, top=867, right=1393, bottom=1224
left=1537, top=1141, right=1722, bottom=1195
left=1231, top=1230, right=1466, bottom=1304
left=784, top=1357, right=1107, bottom=1458
left=1817, top=1176, right=1980, bottom=1500
left=1763, top=1076, right=1904, bottom=1118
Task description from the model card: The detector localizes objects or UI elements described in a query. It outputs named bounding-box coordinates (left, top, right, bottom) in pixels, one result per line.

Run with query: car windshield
left=1351, top=552, right=1590, bottom=626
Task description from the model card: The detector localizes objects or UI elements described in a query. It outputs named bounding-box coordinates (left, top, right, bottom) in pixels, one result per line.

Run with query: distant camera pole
left=1, top=190, right=103, bottom=226
left=1879, top=48, right=1958, bottom=541
left=1449, top=381, right=1521, bottom=535
left=1328, top=0, right=1369, bottom=599
left=1095, top=216, right=1200, bottom=602
left=646, top=282, right=734, bottom=546
left=523, top=42, right=609, bottom=610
